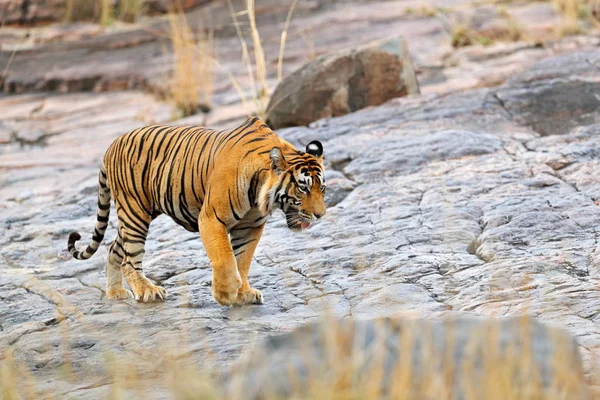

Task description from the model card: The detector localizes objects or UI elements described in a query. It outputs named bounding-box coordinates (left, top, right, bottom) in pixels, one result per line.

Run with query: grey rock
left=496, top=51, right=600, bottom=136
left=0, top=123, right=14, bottom=144
left=16, top=129, right=46, bottom=144
left=228, top=316, right=589, bottom=400
left=323, top=169, right=357, bottom=207
left=266, top=36, right=420, bottom=129
left=2, top=45, right=600, bottom=397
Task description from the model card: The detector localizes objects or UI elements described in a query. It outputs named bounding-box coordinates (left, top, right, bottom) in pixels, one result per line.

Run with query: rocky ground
left=2, top=0, right=600, bottom=397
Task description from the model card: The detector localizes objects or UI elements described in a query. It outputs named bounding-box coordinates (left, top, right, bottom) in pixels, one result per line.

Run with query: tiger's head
left=261, top=141, right=326, bottom=231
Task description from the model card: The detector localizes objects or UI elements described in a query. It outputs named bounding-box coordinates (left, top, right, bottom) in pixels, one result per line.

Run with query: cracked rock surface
left=2, top=50, right=600, bottom=396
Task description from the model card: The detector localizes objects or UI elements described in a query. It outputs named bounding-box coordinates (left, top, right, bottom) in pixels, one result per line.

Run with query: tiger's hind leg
left=105, top=231, right=133, bottom=300
left=118, top=214, right=167, bottom=303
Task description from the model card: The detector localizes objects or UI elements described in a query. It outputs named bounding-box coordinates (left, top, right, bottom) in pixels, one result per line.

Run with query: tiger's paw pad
left=132, top=283, right=167, bottom=302
left=212, top=273, right=242, bottom=306
left=212, top=287, right=239, bottom=307
left=234, top=288, right=263, bottom=306
left=106, top=287, right=133, bottom=300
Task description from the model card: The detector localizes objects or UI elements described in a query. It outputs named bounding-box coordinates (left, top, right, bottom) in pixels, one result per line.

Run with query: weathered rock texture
left=228, top=316, right=588, bottom=399
left=0, top=0, right=209, bottom=26
left=266, top=36, right=420, bottom=129
left=2, top=49, right=600, bottom=396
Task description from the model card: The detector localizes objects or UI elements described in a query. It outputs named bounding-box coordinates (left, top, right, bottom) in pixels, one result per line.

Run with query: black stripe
left=229, top=189, right=240, bottom=220
left=211, top=205, right=227, bottom=226
left=232, top=239, right=255, bottom=251
left=231, top=129, right=258, bottom=148
left=84, top=246, right=96, bottom=254
left=243, top=145, right=268, bottom=160
left=126, top=248, right=145, bottom=258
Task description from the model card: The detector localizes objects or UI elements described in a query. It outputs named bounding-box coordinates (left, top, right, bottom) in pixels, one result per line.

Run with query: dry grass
left=553, top=0, right=600, bottom=34
left=443, top=6, right=523, bottom=48
left=167, top=11, right=215, bottom=119
left=0, top=312, right=592, bottom=399
left=227, top=0, right=298, bottom=120
left=554, top=0, right=585, bottom=35
left=100, top=0, right=114, bottom=26
left=404, top=6, right=440, bottom=18
left=277, top=0, right=299, bottom=81
left=242, top=315, right=589, bottom=400
left=119, top=0, right=143, bottom=23
left=64, top=0, right=142, bottom=24
left=64, top=0, right=97, bottom=23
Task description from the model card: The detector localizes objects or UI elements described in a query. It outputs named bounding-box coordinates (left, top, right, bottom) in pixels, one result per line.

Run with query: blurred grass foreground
left=0, top=314, right=590, bottom=399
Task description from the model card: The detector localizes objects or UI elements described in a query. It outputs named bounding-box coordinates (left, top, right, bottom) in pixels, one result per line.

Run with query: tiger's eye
left=320, top=185, right=327, bottom=193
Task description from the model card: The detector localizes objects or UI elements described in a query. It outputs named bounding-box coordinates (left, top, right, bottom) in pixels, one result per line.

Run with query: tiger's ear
left=270, top=147, right=286, bottom=173
left=306, top=140, right=323, bottom=158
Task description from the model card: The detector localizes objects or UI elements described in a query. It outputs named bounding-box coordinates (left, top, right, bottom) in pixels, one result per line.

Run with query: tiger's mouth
left=285, top=209, right=313, bottom=231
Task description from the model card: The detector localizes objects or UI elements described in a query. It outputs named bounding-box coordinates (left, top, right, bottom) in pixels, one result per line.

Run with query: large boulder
left=265, top=36, right=420, bottom=129
left=227, top=316, right=589, bottom=399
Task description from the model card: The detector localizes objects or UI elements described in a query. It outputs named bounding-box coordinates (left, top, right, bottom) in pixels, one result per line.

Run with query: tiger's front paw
left=106, top=287, right=133, bottom=300
left=234, top=287, right=263, bottom=306
left=212, top=272, right=242, bottom=306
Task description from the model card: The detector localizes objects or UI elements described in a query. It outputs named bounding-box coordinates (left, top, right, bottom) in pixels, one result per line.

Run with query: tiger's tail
left=68, top=165, right=111, bottom=260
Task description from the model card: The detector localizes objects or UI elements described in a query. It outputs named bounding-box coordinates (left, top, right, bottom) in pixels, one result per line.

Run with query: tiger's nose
left=314, top=211, right=325, bottom=220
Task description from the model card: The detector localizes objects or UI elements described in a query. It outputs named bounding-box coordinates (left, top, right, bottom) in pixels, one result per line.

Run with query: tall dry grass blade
left=227, top=0, right=260, bottom=116
left=119, top=0, right=142, bottom=23
left=555, top=0, right=583, bottom=35
left=246, top=0, right=269, bottom=119
left=100, top=0, right=114, bottom=26
left=277, top=0, right=299, bottom=82
left=64, top=0, right=74, bottom=22
left=167, top=10, right=215, bottom=119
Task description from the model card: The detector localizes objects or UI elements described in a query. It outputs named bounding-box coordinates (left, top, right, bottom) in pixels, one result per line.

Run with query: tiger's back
left=104, top=118, right=275, bottom=232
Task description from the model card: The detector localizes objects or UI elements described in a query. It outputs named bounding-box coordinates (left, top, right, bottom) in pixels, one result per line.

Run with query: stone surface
left=2, top=50, right=600, bottom=396
left=2, top=0, right=600, bottom=396
left=265, top=36, right=420, bottom=129
left=496, top=51, right=600, bottom=136
left=228, top=316, right=588, bottom=399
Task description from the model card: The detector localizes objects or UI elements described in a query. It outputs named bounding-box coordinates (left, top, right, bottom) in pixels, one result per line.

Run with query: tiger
left=67, top=117, right=326, bottom=306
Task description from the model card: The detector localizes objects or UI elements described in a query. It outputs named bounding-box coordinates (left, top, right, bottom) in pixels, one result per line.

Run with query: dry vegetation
left=160, top=0, right=299, bottom=120
left=552, top=0, right=600, bottom=34
left=226, top=0, right=298, bottom=120
left=64, top=0, right=143, bottom=24
left=427, top=0, right=600, bottom=48
left=167, top=11, right=215, bottom=119
left=446, top=18, right=522, bottom=48
left=0, top=312, right=593, bottom=399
